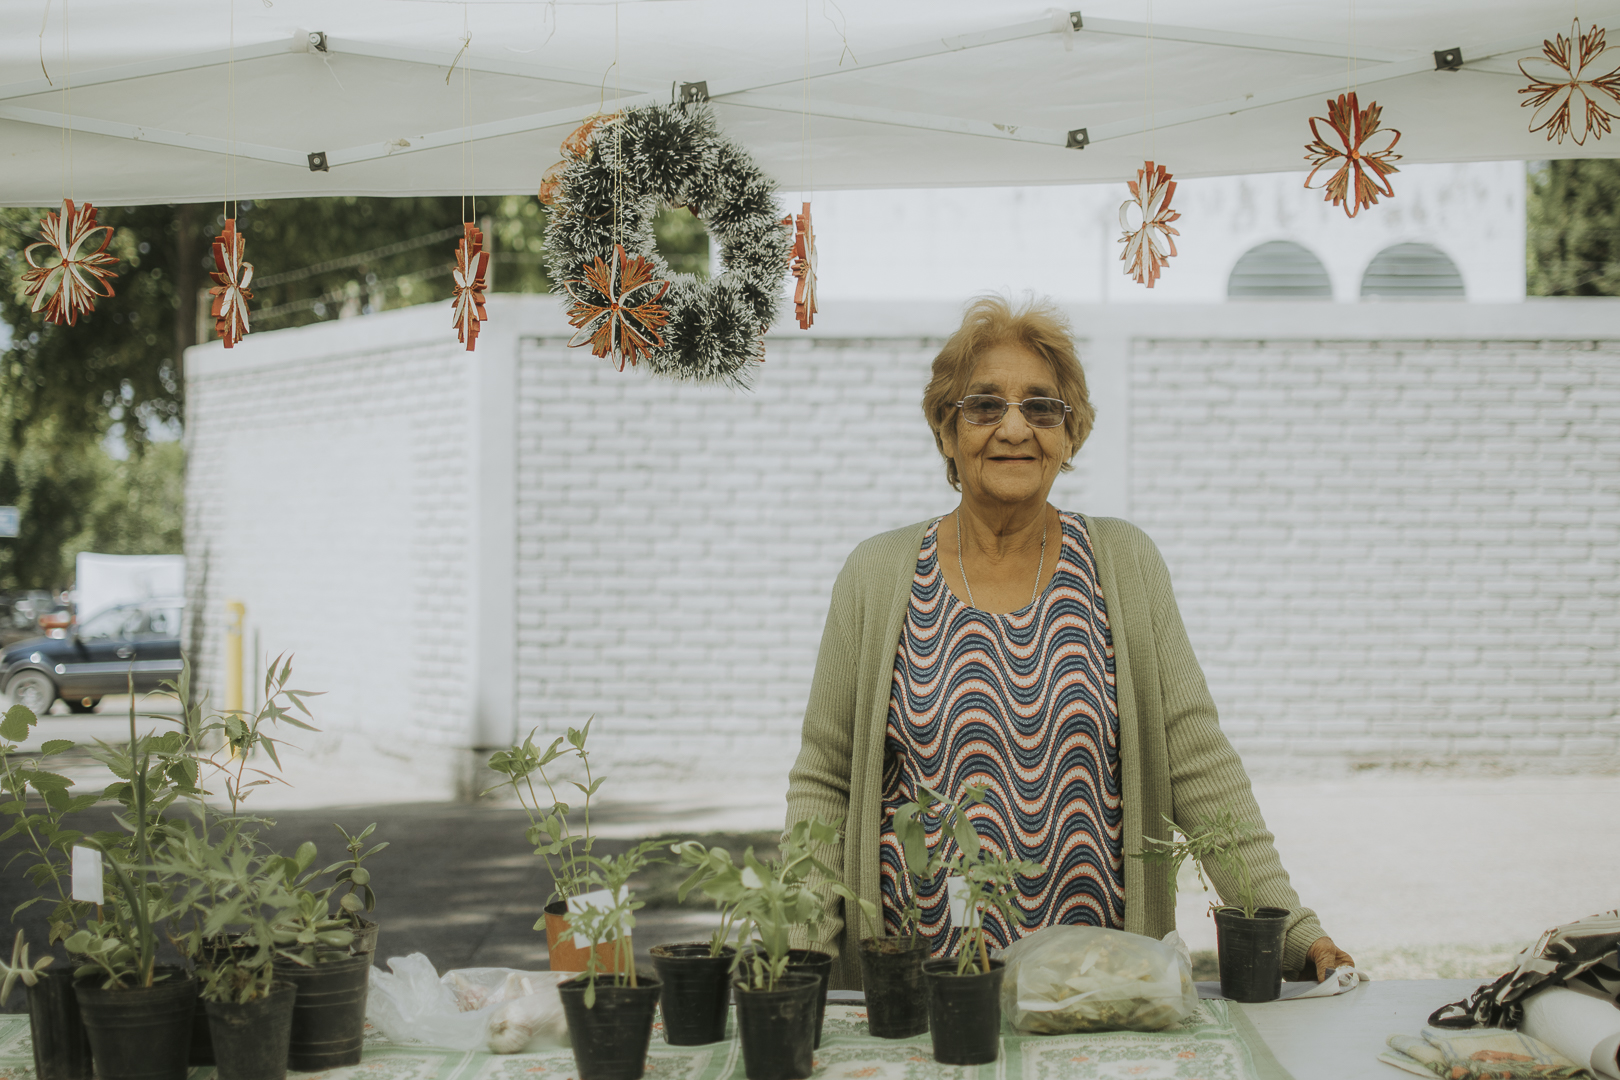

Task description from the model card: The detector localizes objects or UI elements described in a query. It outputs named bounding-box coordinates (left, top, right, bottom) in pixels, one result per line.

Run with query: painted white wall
left=788, top=160, right=1526, bottom=305
left=186, top=294, right=1620, bottom=800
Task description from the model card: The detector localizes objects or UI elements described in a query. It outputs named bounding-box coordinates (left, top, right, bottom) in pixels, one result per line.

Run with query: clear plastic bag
left=998, top=927, right=1200, bottom=1035
left=366, top=952, right=570, bottom=1053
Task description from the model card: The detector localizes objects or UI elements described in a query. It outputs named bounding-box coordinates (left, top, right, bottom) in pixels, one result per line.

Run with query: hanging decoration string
left=1303, top=0, right=1402, bottom=217
left=450, top=4, right=490, bottom=351
left=1118, top=0, right=1179, bottom=288
left=785, top=0, right=819, bottom=329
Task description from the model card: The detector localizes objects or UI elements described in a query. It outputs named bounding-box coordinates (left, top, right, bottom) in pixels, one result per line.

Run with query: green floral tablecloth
left=0, top=999, right=1293, bottom=1080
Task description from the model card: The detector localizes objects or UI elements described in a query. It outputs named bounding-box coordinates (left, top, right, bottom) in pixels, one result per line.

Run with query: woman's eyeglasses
left=954, top=394, right=1071, bottom=428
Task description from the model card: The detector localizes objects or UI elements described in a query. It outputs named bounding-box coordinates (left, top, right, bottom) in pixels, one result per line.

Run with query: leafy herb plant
left=1132, top=805, right=1262, bottom=918
left=484, top=718, right=602, bottom=904
left=566, top=841, right=660, bottom=1007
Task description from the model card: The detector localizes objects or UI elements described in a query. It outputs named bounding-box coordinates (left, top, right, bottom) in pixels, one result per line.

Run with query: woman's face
left=941, top=343, right=1070, bottom=509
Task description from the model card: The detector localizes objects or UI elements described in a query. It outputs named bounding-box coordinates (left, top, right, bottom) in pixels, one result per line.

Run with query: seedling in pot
left=1132, top=804, right=1261, bottom=917
left=322, top=822, right=387, bottom=927
left=484, top=718, right=602, bottom=904
left=0, top=929, right=53, bottom=1003
left=566, top=841, right=661, bottom=1007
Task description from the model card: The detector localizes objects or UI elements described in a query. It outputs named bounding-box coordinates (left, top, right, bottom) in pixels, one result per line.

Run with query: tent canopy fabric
left=0, top=0, right=1614, bottom=206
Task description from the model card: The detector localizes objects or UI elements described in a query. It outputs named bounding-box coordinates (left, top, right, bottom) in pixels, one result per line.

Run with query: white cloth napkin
left=1196, top=967, right=1370, bottom=1000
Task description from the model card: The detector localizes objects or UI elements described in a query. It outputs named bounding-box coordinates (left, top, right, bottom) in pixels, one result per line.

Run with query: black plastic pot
left=205, top=982, right=298, bottom=1080
left=190, top=934, right=252, bottom=1066
left=858, top=936, right=929, bottom=1039
left=784, top=948, right=833, bottom=1049
left=75, top=970, right=198, bottom=1080
left=1213, top=906, right=1289, bottom=1003
left=557, top=972, right=663, bottom=1080
left=274, top=955, right=370, bottom=1070
left=26, top=969, right=93, bottom=1080
left=923, top=958, right=1005, bottom=1066
left=650, top=943, right=735, bottom=1045
left=733, top=972, right=820, bottom=1080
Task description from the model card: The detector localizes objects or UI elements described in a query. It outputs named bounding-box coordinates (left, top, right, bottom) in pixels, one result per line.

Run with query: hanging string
left=612, top=2, right=621, bottom=257
left=1145, top=0, right=1155, bottom=160
left=800, top=0, right=811, bottom=198
left=226, top=0, right=236, bottom=222
left=460, top=4, right=475, bottom=225
left=1347, top=0, right=1357, bottom=94
left=61, top=0, right=72, bottom=201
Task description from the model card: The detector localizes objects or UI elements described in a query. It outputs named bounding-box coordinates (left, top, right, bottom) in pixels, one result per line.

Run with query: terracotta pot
left=544, top=901, right=629, bottom=974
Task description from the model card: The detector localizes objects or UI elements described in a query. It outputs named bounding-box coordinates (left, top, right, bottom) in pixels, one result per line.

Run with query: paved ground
left=5, top=704, right=1616, bottom=993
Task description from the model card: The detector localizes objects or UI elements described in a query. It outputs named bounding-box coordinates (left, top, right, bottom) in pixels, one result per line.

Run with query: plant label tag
left=566, top=888, right=626, bottom=950
left=71, top=846, right=104, bottom=904
left=946, top=876, right=969, bottom=924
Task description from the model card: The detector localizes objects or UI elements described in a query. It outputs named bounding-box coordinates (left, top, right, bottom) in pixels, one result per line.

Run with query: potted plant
left=321, top=822, right=387, bottom=955
left=159, top=825, right=300, bottom=1080
left=653, top=839, right=750, bottom=1045
left=0, top=703, right=97, bottom=1080
left=831, top=785, right=968, bottom=1040
left=269, top=843, right=368, bottom=1071
left=1134, top=805, right=1287, bottom=1003
left=915, top=785, right=1040, bottom=1066
left=484, top=718, right=616, bottom=972
left=683, top=818, right=839, bottom=1080
left=556, top=842, right=663, bottom=1080
left=66, top=691, right=199, bottom=1080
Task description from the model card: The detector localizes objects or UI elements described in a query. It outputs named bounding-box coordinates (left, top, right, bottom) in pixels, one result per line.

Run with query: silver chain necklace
left=955, top=509, right=1048, bottom=611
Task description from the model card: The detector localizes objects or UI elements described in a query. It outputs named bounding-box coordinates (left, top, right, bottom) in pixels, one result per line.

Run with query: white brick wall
left=184, top=296, right=1620, bottom=794
left=513, top=334, right=960, bottom=777
left=1132, top=336, right=1620, bottom=766
left=185, top=312, right=475, bottom=794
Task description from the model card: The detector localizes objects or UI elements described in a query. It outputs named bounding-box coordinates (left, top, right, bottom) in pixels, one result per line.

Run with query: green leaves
left=0, top=704, right=37, bottom=743
left=482, top=718, right=601, bottom=903
left=1131, top=805, right=1261, bottom=918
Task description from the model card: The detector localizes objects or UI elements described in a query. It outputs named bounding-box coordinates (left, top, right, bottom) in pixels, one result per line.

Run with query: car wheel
left=8, top=670, right=56, bottom=715
left=66, top=697, right=100, bottom=714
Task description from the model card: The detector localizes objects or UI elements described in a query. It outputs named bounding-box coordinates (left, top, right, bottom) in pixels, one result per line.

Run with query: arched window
left=1360, top=243, right=1465, bottom=300
left=1226, top=241, right=1333, bottom=299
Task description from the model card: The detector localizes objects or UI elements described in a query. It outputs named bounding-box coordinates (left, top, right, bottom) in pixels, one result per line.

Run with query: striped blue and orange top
left=877, top=511, right=1125, bottom=955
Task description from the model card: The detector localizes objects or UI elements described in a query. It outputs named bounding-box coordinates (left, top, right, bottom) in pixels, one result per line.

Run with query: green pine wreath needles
left=544, top=103, right=793, bottom=387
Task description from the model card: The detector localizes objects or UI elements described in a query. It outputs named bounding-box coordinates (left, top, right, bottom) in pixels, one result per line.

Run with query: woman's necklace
left=955, top=509, right=1048, bottom=611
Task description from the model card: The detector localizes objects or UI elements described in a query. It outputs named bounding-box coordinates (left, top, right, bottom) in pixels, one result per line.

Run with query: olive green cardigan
left=783, top=514, right=1325, bottom=991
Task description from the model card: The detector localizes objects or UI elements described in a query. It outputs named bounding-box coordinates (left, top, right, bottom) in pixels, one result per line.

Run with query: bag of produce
left=999, top=926, right=1200, bottom=1034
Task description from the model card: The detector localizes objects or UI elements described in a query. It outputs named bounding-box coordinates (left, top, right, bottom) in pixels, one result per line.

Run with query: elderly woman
left=784, top=296, right=1353, bottom=991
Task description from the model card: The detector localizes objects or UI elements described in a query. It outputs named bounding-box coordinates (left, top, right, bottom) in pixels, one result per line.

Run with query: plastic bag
left=367, top=953, right=569, bottom=1053
left=998, top=927, right=1200, bottom=1035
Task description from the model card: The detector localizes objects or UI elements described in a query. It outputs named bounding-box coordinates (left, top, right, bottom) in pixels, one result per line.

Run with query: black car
left=1, top=598, right=185, bottom=714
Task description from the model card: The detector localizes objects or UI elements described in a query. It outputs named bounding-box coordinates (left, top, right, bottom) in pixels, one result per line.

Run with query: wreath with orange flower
left=543, top=103, right=792, bottom=386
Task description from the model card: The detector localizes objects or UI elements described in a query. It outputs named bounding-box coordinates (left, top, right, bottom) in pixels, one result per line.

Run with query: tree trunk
left=173, top=203, right=204, bottom=393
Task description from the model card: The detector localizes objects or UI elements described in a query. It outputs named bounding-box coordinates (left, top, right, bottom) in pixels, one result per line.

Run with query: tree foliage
left=0, top=196, right=708, bottom=592
left=1527, top=159, right=1620, bottom=297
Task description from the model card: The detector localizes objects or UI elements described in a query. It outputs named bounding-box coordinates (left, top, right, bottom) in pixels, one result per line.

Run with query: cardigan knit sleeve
left=783, top=551, right=864, bottom=960
left=1130, top=524, right=1327, bottom=976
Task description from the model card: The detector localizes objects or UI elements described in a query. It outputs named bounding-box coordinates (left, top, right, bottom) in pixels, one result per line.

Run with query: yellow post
left=224, top=601, right=246, bottom=715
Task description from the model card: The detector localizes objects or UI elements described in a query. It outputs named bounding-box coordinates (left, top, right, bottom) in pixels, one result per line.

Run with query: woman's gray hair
left=921, top=295, right=1096, bottom=491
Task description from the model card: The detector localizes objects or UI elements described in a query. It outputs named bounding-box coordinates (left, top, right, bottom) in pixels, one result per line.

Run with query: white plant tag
left=946, top=876, right=969, bottom=924
left=71, top=846, right=104, bottom=904
left=566, top=888, right=626, bottom=950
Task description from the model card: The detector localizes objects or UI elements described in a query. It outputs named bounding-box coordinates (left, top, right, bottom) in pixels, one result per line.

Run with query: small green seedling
left=1132, top=804, right=1262, bottom=918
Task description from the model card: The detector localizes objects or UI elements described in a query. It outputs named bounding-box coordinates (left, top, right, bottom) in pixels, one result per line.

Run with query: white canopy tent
left=0, top=0, right=1614, bottom=206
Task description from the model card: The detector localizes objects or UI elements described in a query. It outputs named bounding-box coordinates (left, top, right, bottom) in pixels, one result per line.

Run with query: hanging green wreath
left=543, top=102, right=793, bottom=386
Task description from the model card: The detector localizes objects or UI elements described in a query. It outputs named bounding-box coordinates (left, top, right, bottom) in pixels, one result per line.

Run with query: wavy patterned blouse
left=877, top=511, right=1125, bottom=955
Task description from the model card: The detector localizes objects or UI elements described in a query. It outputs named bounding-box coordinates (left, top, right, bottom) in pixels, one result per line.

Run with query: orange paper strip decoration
left=563, top=243, right=671, bottom=371
left=1303, top=92, right=1402, bottom=218
left=208, top=218, right=255, bottom=348
left=1118, top=161, right=1180, bottom=288
left=451, top=222, right=491, bottom=351
left=790, top=202, right=818, bottom=329
left=21, top=199, right=120, bottom=327
left=1519, top=19, right=1620, bottom=145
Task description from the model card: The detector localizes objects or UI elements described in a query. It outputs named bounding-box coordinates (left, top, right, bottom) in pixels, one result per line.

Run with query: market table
left=0, top=978, right=1484, bottom=1080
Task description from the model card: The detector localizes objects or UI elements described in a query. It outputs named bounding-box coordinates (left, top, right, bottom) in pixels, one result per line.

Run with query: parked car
left=0, top=591, right=61, bottom=648
left=0, top=598, right=185, bottom=714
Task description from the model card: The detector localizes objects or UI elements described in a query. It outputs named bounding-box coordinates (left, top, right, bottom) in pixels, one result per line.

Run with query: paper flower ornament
left=208, top=218, right=255, bottom=348
left=451, top=223, right=491, bottom=351
left=1303, top=92, right=1402, bottom=218
left=1118, top=161, right=1180, bottom=288
left=563, top=243, right=671, bottom=371
left=790, top=202, right=818, bottom=329
left=20, top=200, right=120, bottom=326
left=1519, top=20, right=1620, bottom=145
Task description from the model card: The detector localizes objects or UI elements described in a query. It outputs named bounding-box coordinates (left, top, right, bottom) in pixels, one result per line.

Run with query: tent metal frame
left=0, top=9, right=1607, bottom=177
